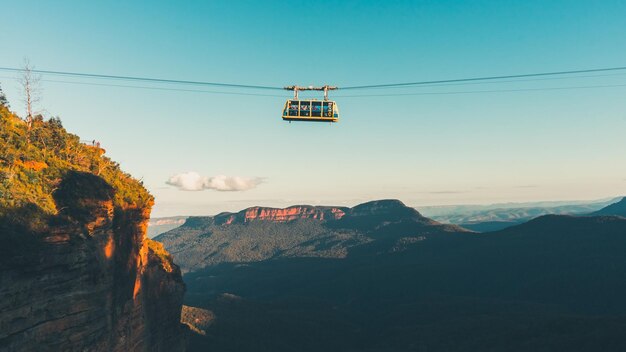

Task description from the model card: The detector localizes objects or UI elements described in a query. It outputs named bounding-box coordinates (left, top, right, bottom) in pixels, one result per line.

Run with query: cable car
left=282, top=85, right=339, bottom=123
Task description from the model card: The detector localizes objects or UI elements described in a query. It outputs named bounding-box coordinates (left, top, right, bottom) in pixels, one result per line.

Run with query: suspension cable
left=0, top=66, right=284, bottom=91
left=340, top=66, right=626, bottom=90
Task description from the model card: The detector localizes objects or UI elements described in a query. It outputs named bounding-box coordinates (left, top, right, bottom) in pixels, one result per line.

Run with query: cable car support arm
left=284, top=85, right=338, bottom=100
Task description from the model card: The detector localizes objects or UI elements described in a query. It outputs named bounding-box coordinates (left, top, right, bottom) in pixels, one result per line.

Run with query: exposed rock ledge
left=214, top=205, right=348, bottom=224
left=0, top=171, right=187, bottom=351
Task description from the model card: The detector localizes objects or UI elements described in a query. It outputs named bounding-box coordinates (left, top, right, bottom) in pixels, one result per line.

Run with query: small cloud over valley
left=166, top=172, right=263, bottom=192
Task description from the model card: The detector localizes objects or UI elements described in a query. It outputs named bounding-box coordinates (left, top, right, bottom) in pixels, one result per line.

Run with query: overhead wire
left=0, top=75, right=288, bottom=97
left=2, top=75, right=625, bottom=99
left=339, top=66, right=626, bottom=90
left=0, top=66, right=284, bottom=91
left=342, top=72, right=626, bottom=90
left=2, top=65, right=626, bottom=97
left=335, top=83, right=626, bottom=98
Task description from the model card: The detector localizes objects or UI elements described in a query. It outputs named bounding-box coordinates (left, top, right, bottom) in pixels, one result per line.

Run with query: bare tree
left=0, top=83, right=9, bottom=108
left=20, top=59, right=41, bottom=130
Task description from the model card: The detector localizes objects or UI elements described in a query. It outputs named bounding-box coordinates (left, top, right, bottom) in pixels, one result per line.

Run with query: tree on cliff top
left=20, top=59, right=41, bottom=131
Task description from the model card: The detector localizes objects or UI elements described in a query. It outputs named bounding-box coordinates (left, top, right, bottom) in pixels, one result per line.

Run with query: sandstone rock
left=0, top=171, right=186, bottom=351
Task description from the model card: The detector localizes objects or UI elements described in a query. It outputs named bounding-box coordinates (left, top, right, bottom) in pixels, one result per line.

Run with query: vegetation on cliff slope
left=0, top=104, right=152, bottom=218
left=0, top=101, right=186, bottom=351
left=0, top=102, right=175, bottom=276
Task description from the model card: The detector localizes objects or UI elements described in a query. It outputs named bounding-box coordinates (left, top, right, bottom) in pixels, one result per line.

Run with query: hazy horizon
left=149, top=195, right=621, bottom=218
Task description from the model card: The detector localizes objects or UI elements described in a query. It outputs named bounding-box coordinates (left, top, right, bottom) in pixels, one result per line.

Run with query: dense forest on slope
left=156, top=200, right=465, bottom=273
left=158, top=200, right=626, bottom=352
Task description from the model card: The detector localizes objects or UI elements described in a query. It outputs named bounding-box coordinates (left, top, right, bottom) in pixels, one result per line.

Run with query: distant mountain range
left=156, top=197, right=626, bottom=352
left=149, top=198, right=622, bottom=238
left=593, top=197, right=626, bottom=217
left=156, top=200, right=464, bottom=273
left=147, top=216, right=187, bottom=238
left=418, top=197, right=619, bottom=218
left=421, top=197, right=621, bottom=232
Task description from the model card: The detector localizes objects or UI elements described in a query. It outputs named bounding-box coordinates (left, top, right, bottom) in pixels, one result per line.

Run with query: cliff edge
left=0, top=106, right=186, bottom=351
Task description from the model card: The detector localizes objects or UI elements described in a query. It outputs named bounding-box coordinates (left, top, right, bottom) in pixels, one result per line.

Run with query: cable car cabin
left=282, top=100, right=339, bottom=123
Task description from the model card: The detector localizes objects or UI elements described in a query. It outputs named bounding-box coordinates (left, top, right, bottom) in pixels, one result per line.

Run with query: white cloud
left=166, top=172, right=263, bottom=192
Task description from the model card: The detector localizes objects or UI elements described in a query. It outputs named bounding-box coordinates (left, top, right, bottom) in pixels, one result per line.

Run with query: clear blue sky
left=1, top=0, right=626, bottom=216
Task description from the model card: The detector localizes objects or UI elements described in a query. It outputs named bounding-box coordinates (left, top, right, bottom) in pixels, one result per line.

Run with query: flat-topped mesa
left=156, top=199, right=465, bottom=273
left=206, top=200, right=428, bottom=226
left=214, top=205, right=349, bottom=225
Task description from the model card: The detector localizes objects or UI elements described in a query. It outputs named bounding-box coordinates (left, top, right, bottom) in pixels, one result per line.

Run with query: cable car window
left=323, top=102, right=332, bottom=117
left=300, top=101, right=310, bottom=117
left=289, top=101, right=299, bottom=116
left=311, top=101, right=322, bottom=117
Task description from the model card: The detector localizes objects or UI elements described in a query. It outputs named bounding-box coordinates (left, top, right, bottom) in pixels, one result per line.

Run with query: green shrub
left=0, top=105, right=153, bottom=218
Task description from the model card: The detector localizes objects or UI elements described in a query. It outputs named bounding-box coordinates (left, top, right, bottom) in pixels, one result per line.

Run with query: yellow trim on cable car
left=281, top=99, right=340, bottom=123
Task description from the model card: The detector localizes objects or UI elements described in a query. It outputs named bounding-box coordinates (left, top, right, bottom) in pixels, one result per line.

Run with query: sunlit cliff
left=0, top=105, right=187, bottom=351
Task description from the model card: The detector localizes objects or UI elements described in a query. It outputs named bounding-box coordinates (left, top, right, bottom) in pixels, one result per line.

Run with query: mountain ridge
left=177, top=206, right=626, bottom=352
left=426, top=198, right=620, bottom=232
left=156, top=199, right=466, bottom=273
left=593, top=197, right=626, bottom=217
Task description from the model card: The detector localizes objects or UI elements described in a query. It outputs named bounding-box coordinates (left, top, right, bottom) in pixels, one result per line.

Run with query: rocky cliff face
left=213, top=205, right=348, bottom=225
left=0, top=171, right=186, bottom=351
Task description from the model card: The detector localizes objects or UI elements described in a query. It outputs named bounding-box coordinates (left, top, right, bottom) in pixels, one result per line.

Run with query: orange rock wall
left=0, top=172, right=186, bottom=351
left=218, top=206, right=347, bottom=225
